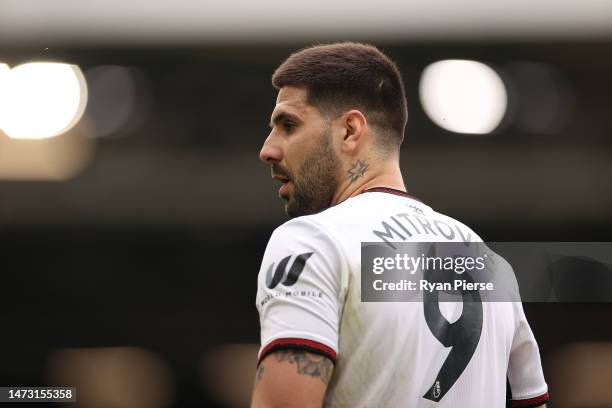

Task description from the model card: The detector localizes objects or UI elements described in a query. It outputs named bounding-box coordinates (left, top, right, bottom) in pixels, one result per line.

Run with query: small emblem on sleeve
left=433, top=381, right=441, bottom=398
left=266, top=252, right=314, bottom=289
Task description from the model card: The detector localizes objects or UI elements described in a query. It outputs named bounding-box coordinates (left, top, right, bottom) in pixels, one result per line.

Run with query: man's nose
left=259, top=135, right=283, bottom=163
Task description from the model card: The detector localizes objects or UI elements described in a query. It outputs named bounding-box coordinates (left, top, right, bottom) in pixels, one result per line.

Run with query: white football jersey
left=256, top=188, right=548, bottom=407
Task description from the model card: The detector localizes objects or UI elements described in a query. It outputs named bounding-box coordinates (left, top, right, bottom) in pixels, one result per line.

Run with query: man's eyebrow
left=269, top=112, right=300, bottom=128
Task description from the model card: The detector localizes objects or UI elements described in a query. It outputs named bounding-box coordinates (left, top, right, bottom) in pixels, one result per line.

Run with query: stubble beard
left=285, top=128, right=341, bottom=218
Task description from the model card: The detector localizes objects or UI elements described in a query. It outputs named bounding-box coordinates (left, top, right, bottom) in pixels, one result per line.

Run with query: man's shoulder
left=262, top=213, right=344, bottom=272
left=273, top=194, right=371, bottom=234
left=430, top=210, right=483, bottom=242
left=271, top=212, right=335, bottom=242
left=273, top=192, right=483, bottom=243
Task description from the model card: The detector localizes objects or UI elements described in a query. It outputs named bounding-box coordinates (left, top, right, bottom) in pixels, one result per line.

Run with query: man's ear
left=340, top=110, right=368, bottom=154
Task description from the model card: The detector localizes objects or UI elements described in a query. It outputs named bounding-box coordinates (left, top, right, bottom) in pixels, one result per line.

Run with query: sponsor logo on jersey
left=265, top=252, right=314, bottom=289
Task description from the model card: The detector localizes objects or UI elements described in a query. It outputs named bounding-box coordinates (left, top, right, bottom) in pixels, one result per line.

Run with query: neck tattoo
left=347, top=159, right=369, bottom=183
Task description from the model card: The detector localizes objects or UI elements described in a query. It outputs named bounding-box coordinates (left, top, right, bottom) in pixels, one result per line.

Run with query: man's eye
left=284, top=122, right=296, bottom=132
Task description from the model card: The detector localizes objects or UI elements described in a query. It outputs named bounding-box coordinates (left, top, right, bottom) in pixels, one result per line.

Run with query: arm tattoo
left=256, top=363, right=265, bottom=381
left=275, top=350, right=333, bottom=385
left=347, top=159, right=369, bottom=183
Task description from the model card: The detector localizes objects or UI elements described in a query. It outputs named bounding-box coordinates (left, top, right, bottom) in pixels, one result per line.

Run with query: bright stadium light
left=1, top=62, right=88, bottom=139
left=419, top=60, right=507, bottom=135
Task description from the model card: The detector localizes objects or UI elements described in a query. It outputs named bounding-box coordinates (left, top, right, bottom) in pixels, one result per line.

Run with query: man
left=252, top=42, right=548, bottom=407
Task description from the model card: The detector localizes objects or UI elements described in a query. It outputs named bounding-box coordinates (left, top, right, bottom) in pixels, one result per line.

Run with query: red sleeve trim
left=258, top=338, right=337, bottom=366
left=512, top=392, right=549, bottom=407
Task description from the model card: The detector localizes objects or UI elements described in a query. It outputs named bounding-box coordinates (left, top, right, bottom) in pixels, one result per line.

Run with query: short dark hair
left=272, top=42, right=408, bottom=150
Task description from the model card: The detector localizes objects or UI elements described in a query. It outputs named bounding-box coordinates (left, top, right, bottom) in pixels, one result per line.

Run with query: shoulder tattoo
left=275, top=349, right=333, bottom=385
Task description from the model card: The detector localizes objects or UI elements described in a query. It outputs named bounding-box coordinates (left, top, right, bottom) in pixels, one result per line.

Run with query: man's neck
left=331, top=161, right=406, bottom=206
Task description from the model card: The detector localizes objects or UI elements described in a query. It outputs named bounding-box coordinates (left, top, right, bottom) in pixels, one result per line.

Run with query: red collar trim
left=363, top=187, right=422, bottom=203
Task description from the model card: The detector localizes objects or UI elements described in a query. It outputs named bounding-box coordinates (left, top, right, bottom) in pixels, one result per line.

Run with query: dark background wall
left=1, top=42, right=611, bottom=406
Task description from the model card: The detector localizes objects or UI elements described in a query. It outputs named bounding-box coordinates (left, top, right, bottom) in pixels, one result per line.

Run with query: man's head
left=260, top=42, right=408, bottom=218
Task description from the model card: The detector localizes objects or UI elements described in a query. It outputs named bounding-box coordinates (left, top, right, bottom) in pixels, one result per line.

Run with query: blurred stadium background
left=1, top=0, right=611, bottom=406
